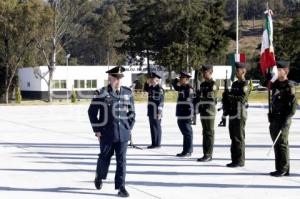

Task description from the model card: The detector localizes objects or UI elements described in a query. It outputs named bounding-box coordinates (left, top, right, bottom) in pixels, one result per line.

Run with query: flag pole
left=236, top=0, right=239, bottom=55
left=265, top=2, right=279, bottom=157
left=266, top=2, right=271, bottom=115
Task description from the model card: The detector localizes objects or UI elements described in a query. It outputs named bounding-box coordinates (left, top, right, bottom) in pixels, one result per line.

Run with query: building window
left=27, top=82, right=30, bottom=87
left=80, top=80, right=85, bottom=88
left=92, top=80, right=97, bottom=88
left=53, top=80, right=60, bottom=89
left=74, top=80, right=79, bottom=88
left=86, top=80, right=97, bottom=89
left=86, top=80, right=92, bottom=88
left=61, top=80, right=66, bottom=89
left=74, top=80, right=97, bottom=89
left=52, top=80, right=67, bottom=89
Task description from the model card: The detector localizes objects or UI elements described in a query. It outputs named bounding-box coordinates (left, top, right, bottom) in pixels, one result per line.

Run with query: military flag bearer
left=269, top=61, right=298, bottom=177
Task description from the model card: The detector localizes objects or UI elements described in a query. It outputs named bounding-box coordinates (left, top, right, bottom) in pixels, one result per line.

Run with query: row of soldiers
left=144, top=62, right=251, bottom=166
left=88, top=61, right=297, bottom=197
left=143, top=61, right=297, bottom=173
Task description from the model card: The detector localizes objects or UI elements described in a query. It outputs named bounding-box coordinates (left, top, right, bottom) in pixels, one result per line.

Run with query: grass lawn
left=2, top=89, right=299, bottom=106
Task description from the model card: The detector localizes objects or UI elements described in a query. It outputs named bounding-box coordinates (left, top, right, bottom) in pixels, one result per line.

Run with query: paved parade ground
left=1, top=103, right=300, bottom=199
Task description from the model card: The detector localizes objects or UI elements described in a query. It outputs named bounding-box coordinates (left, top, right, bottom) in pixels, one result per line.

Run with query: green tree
left=120, top=0, right=159, bottom=73
left=0, top=0, right=51, bottom=103
left=34, top=0, right=92, bottom=102
left=274, top=11, right=300, bottom=81
left=93, top=1, right=129, bottom=65
left=121, top=0, right=229, bottom=88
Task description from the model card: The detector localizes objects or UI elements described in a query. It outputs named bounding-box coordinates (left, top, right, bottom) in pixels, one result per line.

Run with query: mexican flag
left=260, top=9, right=277, bottom=82
left=229, top=53, right=246, bottom=81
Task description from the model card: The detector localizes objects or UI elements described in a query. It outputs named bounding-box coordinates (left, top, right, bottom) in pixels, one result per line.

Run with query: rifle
left=192, top=69, right=199, bottom=125
left=218, top=70, right=229, bottom=127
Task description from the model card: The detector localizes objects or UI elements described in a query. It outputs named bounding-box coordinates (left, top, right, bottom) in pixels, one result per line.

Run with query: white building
left=18, top=65, right=165, bottom=100
left=18, top=65, right=232, bottom=100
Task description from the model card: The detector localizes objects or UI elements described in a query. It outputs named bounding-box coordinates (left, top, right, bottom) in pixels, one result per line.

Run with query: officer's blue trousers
left=177, top=119, right=193, bottom=153
left=149, top=117, right=162, bottom=146
left=96, top=141, right=127, bottom=189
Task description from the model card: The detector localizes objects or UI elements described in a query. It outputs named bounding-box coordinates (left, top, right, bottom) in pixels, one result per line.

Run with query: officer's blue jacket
left=143, top=82, right=165, bottom=117
left=172, top=79, right=194, bottom=118
left=88, top=85, right=136, bottom=144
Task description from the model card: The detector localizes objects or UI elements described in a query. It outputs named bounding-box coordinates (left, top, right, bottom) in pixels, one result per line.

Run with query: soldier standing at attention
left=144, top=72, right=165, bottom=149
left=172, top=72, right=194, bottom=157
left=195, top=65, right=219, bottom=162
left=88, top=66, right=135, bottom=197
left=225, top=62, right=251, bottom=168
left=269, top=61, right=298, bottom=177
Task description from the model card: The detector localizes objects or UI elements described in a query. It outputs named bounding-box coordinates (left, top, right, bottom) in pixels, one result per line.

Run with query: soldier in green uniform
left=195, top=64, right=218, bottom=162
left=269, top=61, right=298, bottom=177
left=225, top=62, right=251, bottom=168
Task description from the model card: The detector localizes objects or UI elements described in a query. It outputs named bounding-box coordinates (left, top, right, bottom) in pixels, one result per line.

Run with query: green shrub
left=71, top=89, right=77, bottom=103
left=15, top=87, right=22, bottom=104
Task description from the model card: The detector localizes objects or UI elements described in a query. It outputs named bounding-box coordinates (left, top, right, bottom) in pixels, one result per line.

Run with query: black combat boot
left=94, top=177, right=103, bottom=190
left=118, top=186, right=129, bottom=197
left=226, top=162, right=244, bottom=168
left=270, top=170, right=289, bottom=177
left=197, top=155, right=212, bottom=162
left=176, top=152, right=192, bottom=157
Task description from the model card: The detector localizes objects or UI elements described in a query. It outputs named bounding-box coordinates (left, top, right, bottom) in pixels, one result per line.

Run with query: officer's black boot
left=94, top=177, right=103, bottom=190
left=226, top=162, right=244, bottom=168
left=147, top=145, right=160, bottom=149
left=270, top=170, right=289, bottom=177
left=118, top=186, right=129, bottom=197
left=176, top=152, right=192, bottom=157
left=197, top=155, right=212, bottom=162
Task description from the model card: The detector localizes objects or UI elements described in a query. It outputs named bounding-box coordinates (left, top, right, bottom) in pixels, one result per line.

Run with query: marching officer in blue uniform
left=144, top=72, right=165, bottom=149
left=88, top=66, right=135, bottom=197
left=172, top=72, right=194, bottom=157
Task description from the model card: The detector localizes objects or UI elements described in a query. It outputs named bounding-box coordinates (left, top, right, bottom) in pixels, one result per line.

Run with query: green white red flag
left=260, top=9, right=277, bottom=82
left=229, top=53, right=246, bottom=81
